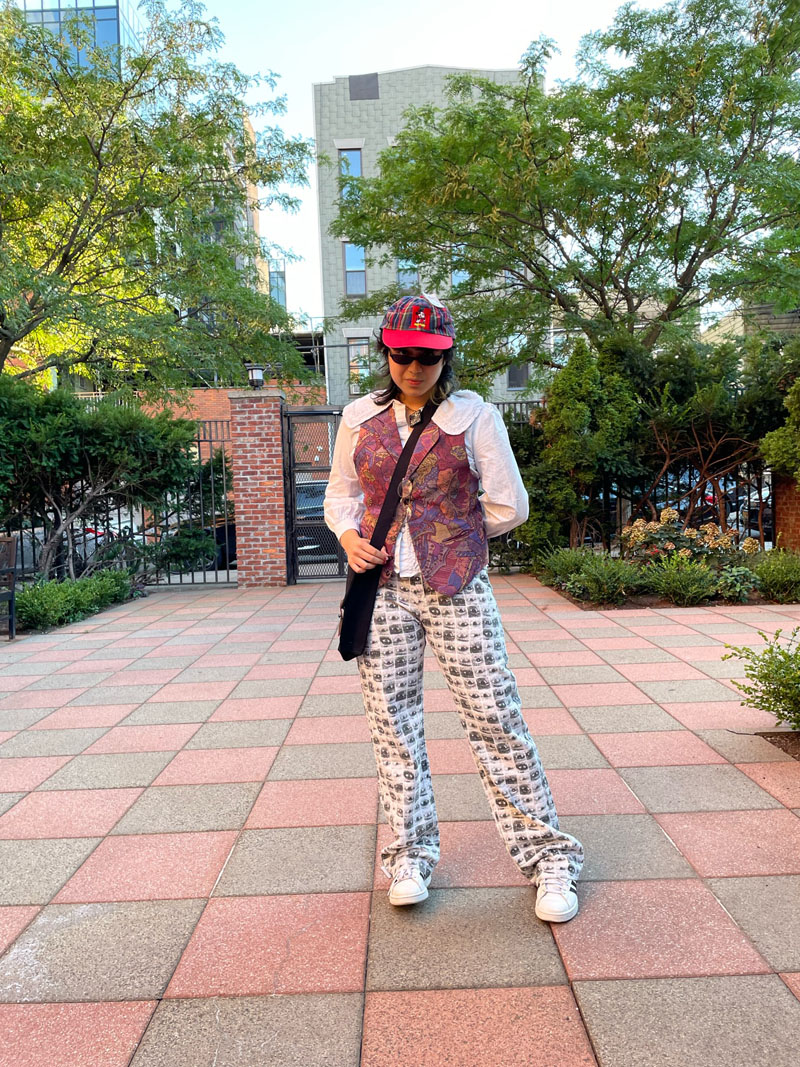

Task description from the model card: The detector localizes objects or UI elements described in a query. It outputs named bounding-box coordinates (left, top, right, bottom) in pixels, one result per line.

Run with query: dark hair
left=372, top=328, right=458, bottom=406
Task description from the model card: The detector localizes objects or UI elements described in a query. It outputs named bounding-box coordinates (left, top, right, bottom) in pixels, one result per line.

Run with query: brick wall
left=774, top=474, right=800, bottom=550
left=228, top=389, right=287, bottom=587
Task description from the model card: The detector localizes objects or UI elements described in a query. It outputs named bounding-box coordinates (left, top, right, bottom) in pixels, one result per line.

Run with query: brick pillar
left=774, top=474, right=800, bottom=551
left=228, top=388, right=287, bottom=587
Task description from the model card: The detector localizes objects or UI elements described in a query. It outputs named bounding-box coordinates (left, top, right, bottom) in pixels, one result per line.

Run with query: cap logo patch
left=411, top=308, right=431, bottom=330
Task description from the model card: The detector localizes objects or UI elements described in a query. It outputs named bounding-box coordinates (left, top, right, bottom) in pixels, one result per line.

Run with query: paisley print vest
left=354, top=406, right=488, bottom=596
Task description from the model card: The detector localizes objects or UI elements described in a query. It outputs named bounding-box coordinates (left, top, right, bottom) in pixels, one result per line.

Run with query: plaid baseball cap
left=380, top=294, right=455, bottom=350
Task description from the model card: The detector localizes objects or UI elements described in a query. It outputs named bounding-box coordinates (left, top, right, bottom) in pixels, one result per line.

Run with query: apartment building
left=14, top=0, right=145, bottom=58
left=314, top=65, right=526, bottom=406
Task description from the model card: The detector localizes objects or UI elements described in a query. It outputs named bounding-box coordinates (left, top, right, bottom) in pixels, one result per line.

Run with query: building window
left=507, top=362, right=530, bottom=391
left=344, top=243, right=366, bottom=296
left=348, top=337, right=371, bottom=395
left=397, top=258, right=418, bottom=293
left=269, top=258, right=286, bottom=309
left=338, top=149, right=362, bottom=177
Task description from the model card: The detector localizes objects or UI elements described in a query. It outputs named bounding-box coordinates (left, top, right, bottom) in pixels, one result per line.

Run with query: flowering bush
left=621, top=508, right=759, bottom=567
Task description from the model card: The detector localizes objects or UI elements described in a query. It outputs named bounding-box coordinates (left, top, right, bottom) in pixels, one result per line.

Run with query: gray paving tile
left=646, top=634, right=722, bottom=648
left=559, top=814, right=694, bottom=880
left=0, top=793, right=23, bottom=816
left=228, top=678, right=311, bottom=699
left=684, top=658, right=750, bottom=679
left=129, top=994, right=364, bottom=1067
left=423, top=712, right=464, bottom=739
left=173, top=667, right=253, bottom=684
left=259, top=651, right=326, bottom=664
left=517, top=640, right=587, bottom=653
left=0, top=727, right=107, bottom=758
left=38, top=752, right=174, bottom=790
left=569, top=704, right=683, bottom=733
left=0, top=709, right=53, bottom=731
left=0, top=661, right=62, bottom=676
left=111, top=782, right=260, bottom=834
left=114, top=656, right=197, bottom=670
left=0, top=900, right=204, bottom=1002
left=316, top=660, right=360, bottom=676
left=0, top=838, right=100, bottom=904
left=267, top=743, right=376, bottom=781
left=535, top=735, right=610, bottom=770
left=597, top=648, right=679, bottom=664
left=121, top=701, right=221, bottom=725
left=517, top=686, right=563, bottom=708
left=708, top=876, right=800, bottom=971
left=67, top=685, right=162, bottom=706
left=299, top=694, right=364, bottom=716
left=429, top=774, right=491, bottom=822
left=214, top=825, right=376, bottom=896
left=696, top=730, right=795, bottom=763
left=366, top=887, right=566, bottom=991
left=538, top=665, right=627, bottom=685
left=634, top=679, right=739, bottom=704
left=618, top=765, right=783, bottom=812
left=26, top=673, right=112, bottom=690
left=574, top=976, right=800, bottom=1067
left=186, top=720, right=292, bottom=750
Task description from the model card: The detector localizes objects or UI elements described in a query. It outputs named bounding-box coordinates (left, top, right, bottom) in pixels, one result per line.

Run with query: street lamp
left=245, top=362, right=265, bottom=389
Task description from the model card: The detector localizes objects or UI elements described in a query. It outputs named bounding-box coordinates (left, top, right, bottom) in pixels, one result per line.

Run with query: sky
left=197, top=0, right=672, bottom=323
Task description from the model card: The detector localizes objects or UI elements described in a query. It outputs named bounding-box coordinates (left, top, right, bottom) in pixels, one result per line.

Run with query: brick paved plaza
left=1, top=574, right=800, bottom=1065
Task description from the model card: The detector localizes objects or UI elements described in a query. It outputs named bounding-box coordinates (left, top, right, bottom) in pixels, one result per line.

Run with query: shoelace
left=393, top=866, right=420, bottom=884
left=539, top=876, right=573, bottom=896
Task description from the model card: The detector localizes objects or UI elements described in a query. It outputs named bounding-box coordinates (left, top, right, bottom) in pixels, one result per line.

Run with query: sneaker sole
left=535, top=899, right=579, bottom=923
left=388, top=874, right=432, bottom=907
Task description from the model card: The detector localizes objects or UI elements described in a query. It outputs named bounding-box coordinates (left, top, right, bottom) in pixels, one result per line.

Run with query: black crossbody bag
left=338, top=400, right=437, bottom=661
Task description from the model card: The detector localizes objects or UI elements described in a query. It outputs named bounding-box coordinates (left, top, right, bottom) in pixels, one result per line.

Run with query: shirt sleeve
left=323, top=419, right=365, bottom=541
left=467, top=404, right=529, bottom=537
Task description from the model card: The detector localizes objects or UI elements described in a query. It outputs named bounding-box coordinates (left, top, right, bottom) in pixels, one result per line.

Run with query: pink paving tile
left=552, top=880, right=770, bottom=980
left=165, top=892, right=371, bottom=997
left=524, top=708, right=584, bottom=735
left=0, top=906, right=39, bottom=955
left=284, top=715, right=370, bottom=745
left=735, top=762, right=800, bottom=808
left=781, top=973, right=800, bottom=1001
left=655, top=810, right=800, bottom=876
left=661, top=701, right=778, bottom=730
left=361, top=987, right=596, bottom=1067
left=143, top=643, right=214, bottom=657
left=25, top=649, right=91, bottom=663
left=269, top=639, right=330, bottom=651
left=0, top=788, right=142, bottom=839
left=154, top=747, right=278, bottom=786
left=373, top=822, right=528, bottom=889
left=0, top=676, right=39, bottom=692
left=146, top=681, right=237, bottom=702
left=244, top=662, right=319, bottom=679
left=30, top=705, right=139, bottom=730
left=551, top=682, right=649, bottom=707
left=580, top=636, right=657, bottom=650
left=0, top=689, right=88, bottom=710
left=100, top=669, right=183, bottom=686
left=0, top=756, right=72, bottom=792
left=624, top=624, right=699, bottom=637
left=510, top=667, right=546, bottom=685
left=510, top=629, right=573, bottom=642
left=84, top=723, right=201, bottom=754
left=526, top=651, right=606, bottom=667
left=547, top=769, right=646, bottom=815
left=613, top=662, right=708, bottom=682
left=0, top=731, right=16, bottom=744
left=210, top=696, right=303, bottom=721
left=0, top=1001, right=156, bottom=1067
left=424, top=689, right=456, bottom=711
left=54, top=830, right=237, bottom=903
left=428, top=738, right=477, bottom=775
left=307, top=674, right=363, bottom=695
left=246, top=778, right=378, bottom=828
left=670, top=645, right=729, bottom=662
left=108, top=637, right=168, bottom=648
left=589, top=731, right=726, bottom=767
left=192, top=653, right=261, bottom=668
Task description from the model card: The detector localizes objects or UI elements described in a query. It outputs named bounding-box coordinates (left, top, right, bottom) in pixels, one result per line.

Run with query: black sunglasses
left=388, top=350, right=445, bottom=367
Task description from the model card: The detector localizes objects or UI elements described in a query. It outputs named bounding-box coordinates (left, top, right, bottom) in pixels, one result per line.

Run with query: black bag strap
left=368, top=399, right=438, bottom=549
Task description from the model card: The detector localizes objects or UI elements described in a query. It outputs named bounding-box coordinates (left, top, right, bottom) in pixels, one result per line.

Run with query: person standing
left=324, top=294, right=583, bottom=921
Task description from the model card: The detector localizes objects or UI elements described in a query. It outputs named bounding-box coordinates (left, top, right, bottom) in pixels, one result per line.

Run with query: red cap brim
left=382, top=329, right=454, bottom=350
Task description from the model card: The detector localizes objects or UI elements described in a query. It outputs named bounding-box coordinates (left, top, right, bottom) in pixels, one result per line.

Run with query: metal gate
left=283, top=407, right=348, bottom=583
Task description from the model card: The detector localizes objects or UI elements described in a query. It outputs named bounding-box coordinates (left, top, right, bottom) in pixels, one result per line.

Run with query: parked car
left=294, top=482, right=339, bottom=564
left=728, top=492, right=774, bottom=540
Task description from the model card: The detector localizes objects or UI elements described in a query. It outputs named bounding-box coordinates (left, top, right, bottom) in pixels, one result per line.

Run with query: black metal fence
left=3, top=420, right=237, bottom=585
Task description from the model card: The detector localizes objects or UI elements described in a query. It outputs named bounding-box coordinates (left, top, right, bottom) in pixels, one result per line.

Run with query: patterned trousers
left=357, top=570, right=584, bottom=885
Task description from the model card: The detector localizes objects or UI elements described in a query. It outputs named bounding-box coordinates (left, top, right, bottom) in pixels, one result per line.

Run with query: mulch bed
left=758, top=732, right=800, bottom=761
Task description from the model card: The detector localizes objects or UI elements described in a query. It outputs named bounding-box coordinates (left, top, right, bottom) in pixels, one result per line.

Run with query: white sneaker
left=388, top=866, right=432, bottom=906
left=535, top=875, right=579, bottom=923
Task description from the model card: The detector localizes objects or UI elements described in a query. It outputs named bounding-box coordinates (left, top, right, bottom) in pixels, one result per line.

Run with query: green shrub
left=16, top=570, right=132, bottom=630
left=563, top=553, right=636, bottom=605
left=536, top=546, right=593, bottom=587
left=724, top=629, right=800, bottom=731
left=716, top=565, right=761, bottom=603
left=648, top=554, right=718, bottom=606
left=754, top=550, right=800, bottom=603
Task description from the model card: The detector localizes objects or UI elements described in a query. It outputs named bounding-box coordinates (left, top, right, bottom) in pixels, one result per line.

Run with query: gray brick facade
left=314, top=65, right=522, bottom=406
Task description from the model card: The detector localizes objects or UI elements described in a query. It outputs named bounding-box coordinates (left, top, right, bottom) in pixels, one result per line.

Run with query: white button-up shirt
left=324, top=390, right=529, bottom=577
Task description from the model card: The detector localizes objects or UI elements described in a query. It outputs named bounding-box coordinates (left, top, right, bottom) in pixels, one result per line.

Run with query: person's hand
left=340, top=529, right=389, bottom=573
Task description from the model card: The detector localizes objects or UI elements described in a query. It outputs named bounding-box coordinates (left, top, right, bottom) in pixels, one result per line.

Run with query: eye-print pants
left=357, top=570, right=584, bottom=884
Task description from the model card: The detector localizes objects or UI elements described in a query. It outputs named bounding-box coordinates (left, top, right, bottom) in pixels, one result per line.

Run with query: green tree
left=0, top=0, right=311, bottom=394
left=331, top=0, right=800, bottom=386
